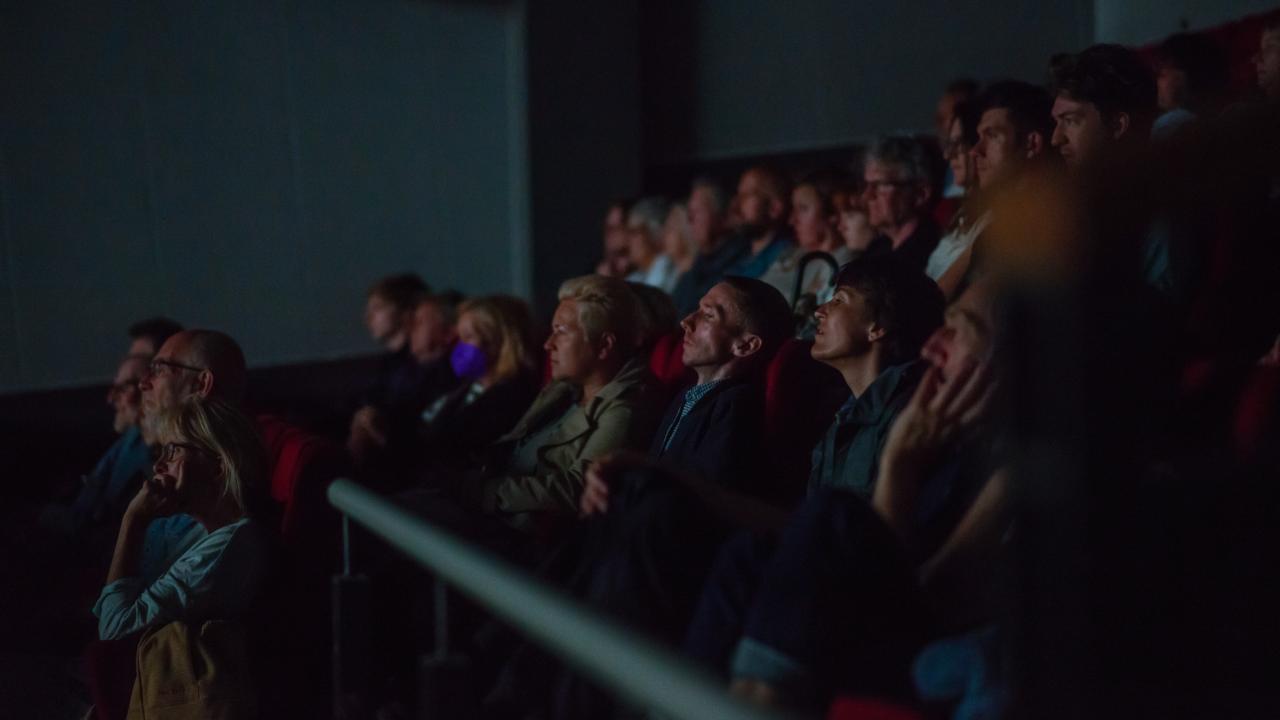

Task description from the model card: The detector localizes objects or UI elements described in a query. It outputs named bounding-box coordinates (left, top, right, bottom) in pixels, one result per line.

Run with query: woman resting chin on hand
left=94, top=397, right=274, bottom=641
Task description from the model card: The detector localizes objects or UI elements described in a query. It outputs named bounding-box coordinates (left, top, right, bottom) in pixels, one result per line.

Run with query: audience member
left=758, top=168, right=851, bottom=309
left=659, top=203, right=696, bottom=284
left=1152, top=32, right=1229, bottom=137
left=725, top=280, right=1007, bottom=712
left=596, top=199, right=634, bottom=277
left=350, top=291, right=464, bottom=468
left=670, top=177, right=746, bottom=315
left=95, top=396, right=274, bottom=641
left=682, top=258, right=945, bottom=682
left=350, top=276, right=460, bottom=463
left=399, top=295, right=539, bottom=482
left=937, top=80, right=1055, bottom=298
left=725, top=166, right=796, bottom=287
left=862, top=136, right=942, bottom=271
left=925, top=99, right=983, bottom=281
left=624, top=196, right=678, bottom=291
left=481, top=277, right=795, bottom=718
left=450, top=275, right=662, bottom=518
left=39, top=355, right=153, bottom=545
left=1049, top=44, right=1157, bottom=171
left=936, top=79, right=980, bottom=197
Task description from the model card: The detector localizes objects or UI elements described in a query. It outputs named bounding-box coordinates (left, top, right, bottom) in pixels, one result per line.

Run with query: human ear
left=596, top=332, right=617, bottom=360
left=867, top=325, right=887, bottom=343
left=1109, top=112, right=1131, bottom=140
left=195, top=369, right=215, bottom=398
left=732, top=334, right=764, bottom=358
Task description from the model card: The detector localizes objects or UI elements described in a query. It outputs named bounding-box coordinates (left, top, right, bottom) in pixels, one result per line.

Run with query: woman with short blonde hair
left=95, top=396, right=274, bottom=641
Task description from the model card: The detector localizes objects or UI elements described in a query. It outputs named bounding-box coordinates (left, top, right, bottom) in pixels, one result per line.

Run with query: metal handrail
left=327, top=479, right=791, bottom=720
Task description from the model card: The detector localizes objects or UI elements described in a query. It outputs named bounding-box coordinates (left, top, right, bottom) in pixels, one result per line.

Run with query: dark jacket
left=645, top=377, right=778, bottom=501
left=410, top=371, right=540, bottom=477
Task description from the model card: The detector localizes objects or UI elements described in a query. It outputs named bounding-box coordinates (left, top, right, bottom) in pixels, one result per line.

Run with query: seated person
left=351, top=290, right=465, bottom=469
left=925, top=99, right=987, bottom=282
left=682, top=257, right=945, bottom=677
left=450, top=275, right=664, bottom=520
left=716, top=281, right=1008, bottom=713
left=623, top=196, right=677, bottom=292
left=94, top=396, right=275, bottom=641
left=862, top=136, right=942, bottom=271
left=348, top=274, right=460, bottom=457
left=402, top=295, right=540, bottom=481
left=509, top=278, right=797, bottom=718
left=759, top=168, right=853, bottom=308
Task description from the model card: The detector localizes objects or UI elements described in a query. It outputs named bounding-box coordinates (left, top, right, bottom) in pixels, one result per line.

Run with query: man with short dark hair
left=862, top=136, right=942, bottom=271
left=1049, top=44, right=1157, bottom=171
left=936, top=80, right=1057, bottom=298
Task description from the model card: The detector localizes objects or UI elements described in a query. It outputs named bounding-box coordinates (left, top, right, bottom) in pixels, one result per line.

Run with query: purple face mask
left=450, top=342, right=488, bottom=380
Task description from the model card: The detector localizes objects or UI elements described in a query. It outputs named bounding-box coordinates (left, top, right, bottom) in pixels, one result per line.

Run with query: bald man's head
left=139, top=329, right=247, bottom=444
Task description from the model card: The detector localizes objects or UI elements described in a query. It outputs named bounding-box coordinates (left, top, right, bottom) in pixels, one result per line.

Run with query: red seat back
left=649, top=331, right=690, bottom=389
left=1234, top=364, right=1280, bottom=465
left=762, top=338, right=845, bottom=503
left=256, top=415, right=345, bottom=574
left=828, top=697, right=923, bottom=720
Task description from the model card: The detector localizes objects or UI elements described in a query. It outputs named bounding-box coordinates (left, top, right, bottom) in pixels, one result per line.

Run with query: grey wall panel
left=643, top=0, right=1094, bottom=164
left=1095, top=0, right=1278, bottom=45
left=0, top=0, right=522, bottom=392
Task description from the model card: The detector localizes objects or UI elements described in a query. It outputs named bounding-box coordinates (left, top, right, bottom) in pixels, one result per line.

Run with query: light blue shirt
left=93, top=517, right=270, bottom=640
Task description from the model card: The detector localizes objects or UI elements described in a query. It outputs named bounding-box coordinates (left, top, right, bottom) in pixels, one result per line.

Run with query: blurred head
left=107, top=355, right=149, bottom=434
left=409, top=292, right=462, bottom=365
left=628, top=282, right=679, bottom=349
left=1049, top=44, right=1157, bottom=170
left=687, top=178, right=727, bottom=252
left=660, top=204, right=694, bottom=262
left=732, top=166, right=790, bottom=232
left=921, top=280, right=997, bottom=385
left=1258, top=21, right=1280, bottom=100
left=936, top=78, right=978, bottom=142
left=127, top=317, right=184, bottom=359
left=789, top=169, right=844, bottom=252
left=863, top=137, right=933, bottom=231
left=603, top=200, right=631, bottom=258
left=944, top=100, right=981, bottom=191
left=455, top=295, right=536, bottom=384
left=1155, top=32, right=1228, bottom=112
left=365, top=274, right=429, bottom=350
left=139, top=330, right=247, bottom=445
left=152, top=396, right=269, bottom=521
left=972, top=80, right=1054, bottom=190
left=680, top=277, right=792, bottom=375
left=625, top=196, right=671, bottom=270
left=545, top=275, right=642, bottom=385
left=813, top=258, right=944, bottom=368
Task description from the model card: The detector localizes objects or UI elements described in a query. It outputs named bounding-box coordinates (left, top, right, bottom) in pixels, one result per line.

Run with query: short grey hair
left=865, top=135, right=932, bottom=184
left=690, top=176, right=727, bottom=213
left=627, top=196, right=670, bottom=239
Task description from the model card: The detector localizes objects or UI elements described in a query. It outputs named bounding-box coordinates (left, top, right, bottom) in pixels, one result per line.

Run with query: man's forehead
left=116, top=356, right=148, bottom=380
left=155, top=332, right=192, bottom=361
left=1052, top=94, right=1090, bottom=115
left=979, top=107, right=1012, bottom=130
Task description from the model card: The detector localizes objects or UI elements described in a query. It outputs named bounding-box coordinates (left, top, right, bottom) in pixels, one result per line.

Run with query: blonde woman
left=406, top=295, right=541, bottom=479
left=95, top=397, right=273, bottom=641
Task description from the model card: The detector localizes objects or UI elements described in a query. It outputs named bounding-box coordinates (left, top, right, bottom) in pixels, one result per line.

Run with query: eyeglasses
left=148, top=359, right=205, bottom=378
left=158, top=441, right=216, bottom=464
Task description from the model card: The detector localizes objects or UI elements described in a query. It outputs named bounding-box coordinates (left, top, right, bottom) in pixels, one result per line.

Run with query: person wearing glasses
left=94, top=396, right=274, bottom=641
left=134, top=329, right=251, bottom=590
left=37, top=354, right=154, bottom=545
left=860, top=136, right=943, bottom=273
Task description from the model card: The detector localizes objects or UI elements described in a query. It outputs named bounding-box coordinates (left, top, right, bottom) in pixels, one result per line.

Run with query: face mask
left=450, top=342, right=488, bottom=380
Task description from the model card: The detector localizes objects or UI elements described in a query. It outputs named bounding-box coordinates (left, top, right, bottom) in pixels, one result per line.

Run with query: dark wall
left=0, top=0, right=525, bottom=394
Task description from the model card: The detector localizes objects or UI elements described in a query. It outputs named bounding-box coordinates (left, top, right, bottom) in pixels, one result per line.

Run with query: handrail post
left=333, top=512, right=372, bottom=719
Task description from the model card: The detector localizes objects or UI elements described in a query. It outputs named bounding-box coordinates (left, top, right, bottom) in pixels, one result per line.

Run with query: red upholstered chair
left=83, top=634, right=141, bottom=720
left=932, top=196, right=961, bottom=231
left=1233, top=364, right=1280, bottom=465
left=649, top=331, right=691, bottom=390
left=828, top=697, right=924, bottom=720
left=762, top=338, right=846, bottom=503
